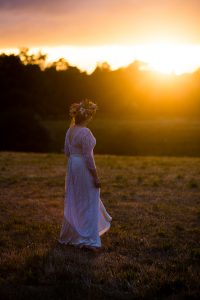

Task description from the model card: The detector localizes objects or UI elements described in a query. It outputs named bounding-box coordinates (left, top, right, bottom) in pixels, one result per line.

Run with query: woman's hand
left=94, top=177, right=101, bottom=188
left=89, top=168, right=101, bottom=188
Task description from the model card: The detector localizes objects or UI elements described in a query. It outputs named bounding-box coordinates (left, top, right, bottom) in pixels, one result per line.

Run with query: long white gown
left=59, top=126, right=112, bottom=247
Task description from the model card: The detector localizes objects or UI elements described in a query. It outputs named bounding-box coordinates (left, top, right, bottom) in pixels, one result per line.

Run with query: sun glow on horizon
left=1, top=43, right=200, bottom=75
left=139, top=43, right=200, bottom=75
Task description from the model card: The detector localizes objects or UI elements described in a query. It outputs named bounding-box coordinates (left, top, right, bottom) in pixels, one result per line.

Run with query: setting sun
left=140, top=43, right=200, bottom=75
left=1, top=0, right=200, bottom=75
left=2, top=43, right=200, bottom=75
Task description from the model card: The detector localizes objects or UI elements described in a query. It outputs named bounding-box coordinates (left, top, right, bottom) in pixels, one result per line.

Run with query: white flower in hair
left=69, top=99, right=98, bottom=120
left=80, top=107, right=86, bottom=114
left=90, top=103, right=97, bottom=109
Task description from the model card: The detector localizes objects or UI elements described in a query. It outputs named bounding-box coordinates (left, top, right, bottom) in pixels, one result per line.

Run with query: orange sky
left=1, top=0, right=200, bottom=73
left=1, top=0, right=200, bottom=46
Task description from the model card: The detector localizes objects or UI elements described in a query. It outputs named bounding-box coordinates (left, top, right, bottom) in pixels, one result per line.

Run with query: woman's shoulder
left=65, top=127, right=72, bottom=139
left=81, top=127, right=96, bottom=141
left=66, top=126, right=94, bottom=139
left=81, top=127, right=93, bottom=136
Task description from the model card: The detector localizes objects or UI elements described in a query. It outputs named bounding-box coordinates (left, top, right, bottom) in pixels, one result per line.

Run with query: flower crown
left=69, top=99, right=98, bottom=119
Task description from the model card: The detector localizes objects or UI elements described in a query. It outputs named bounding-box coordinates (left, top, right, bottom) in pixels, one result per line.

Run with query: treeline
left=0, top=49, right=200, bottom=152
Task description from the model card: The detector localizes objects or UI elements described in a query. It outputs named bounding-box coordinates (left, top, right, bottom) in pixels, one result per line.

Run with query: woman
left=59, top=99, right=112, bottom=252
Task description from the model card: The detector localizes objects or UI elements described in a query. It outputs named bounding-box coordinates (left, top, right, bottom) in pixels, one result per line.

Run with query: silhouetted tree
left=19, top=47, right=47, bottom=70
left=1, top=50, right=200, bottom=152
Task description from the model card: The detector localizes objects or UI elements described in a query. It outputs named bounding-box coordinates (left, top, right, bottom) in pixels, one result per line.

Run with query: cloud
left=0, top=0, right=80, bottom=13
left=1, top=0, right=200, bottom=14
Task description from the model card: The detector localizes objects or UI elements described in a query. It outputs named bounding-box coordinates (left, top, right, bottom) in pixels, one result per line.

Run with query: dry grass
left=0, top=152, right=200, bottom=299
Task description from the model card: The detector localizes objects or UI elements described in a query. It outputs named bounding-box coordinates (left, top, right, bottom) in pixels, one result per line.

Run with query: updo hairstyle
left=69, top=99, right=98, bottom=126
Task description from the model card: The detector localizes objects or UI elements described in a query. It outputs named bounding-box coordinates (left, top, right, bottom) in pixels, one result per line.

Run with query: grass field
left=0, top=152, right=200, bottom=299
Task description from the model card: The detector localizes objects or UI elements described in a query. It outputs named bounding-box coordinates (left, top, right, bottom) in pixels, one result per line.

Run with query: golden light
left=138, top=43, right=200, bottom=75
left=1, top=43, right=200, bottom=75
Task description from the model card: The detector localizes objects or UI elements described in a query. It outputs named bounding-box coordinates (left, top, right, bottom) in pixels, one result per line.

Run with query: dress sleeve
left=82, top=130, right=96, bottom=170
left=64, top=132, right=70, bottom=156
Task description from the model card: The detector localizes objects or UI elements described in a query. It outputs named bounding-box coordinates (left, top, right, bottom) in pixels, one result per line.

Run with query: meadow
left=0, top=152, right=200, bottom=299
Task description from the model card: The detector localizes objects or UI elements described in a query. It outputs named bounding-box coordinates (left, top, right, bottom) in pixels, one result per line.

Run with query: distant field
left=43, top=117, right=200, bottom=156
left=0, top=152, right=200, bottom=299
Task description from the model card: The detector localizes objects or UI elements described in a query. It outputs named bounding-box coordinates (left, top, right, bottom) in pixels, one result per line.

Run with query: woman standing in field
left=59, top=99, right=112, bottom=252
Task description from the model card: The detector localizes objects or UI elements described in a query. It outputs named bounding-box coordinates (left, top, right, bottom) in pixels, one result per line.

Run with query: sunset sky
left=1, top=0, right=200, bottom=74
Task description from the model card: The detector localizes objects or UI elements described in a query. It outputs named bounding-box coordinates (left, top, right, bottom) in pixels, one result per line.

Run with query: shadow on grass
left=0, top=242, right=125, bottom=300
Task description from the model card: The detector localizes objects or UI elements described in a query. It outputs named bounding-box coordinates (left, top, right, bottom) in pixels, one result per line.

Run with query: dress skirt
left=59, top=154, right=112, bottom=247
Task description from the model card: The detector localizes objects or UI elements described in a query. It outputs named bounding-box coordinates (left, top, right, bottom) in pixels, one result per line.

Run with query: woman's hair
left=74, top=111, right=89, bottom=125
left=69, top=99, right=98, bottom=126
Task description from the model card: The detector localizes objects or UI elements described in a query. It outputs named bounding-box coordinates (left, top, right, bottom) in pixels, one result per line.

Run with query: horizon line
left=1, top=43, right=200, bottom=75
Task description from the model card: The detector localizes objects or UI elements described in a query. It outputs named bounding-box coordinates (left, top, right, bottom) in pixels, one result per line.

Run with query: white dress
left=59, top=126, right=112, bottom=247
